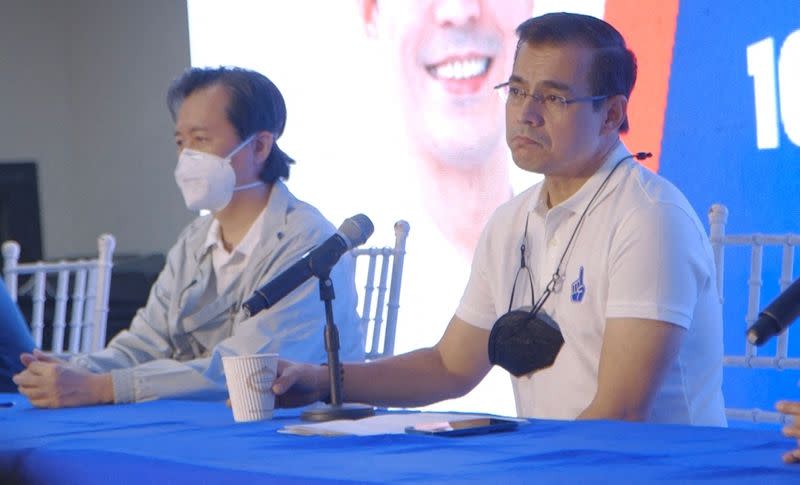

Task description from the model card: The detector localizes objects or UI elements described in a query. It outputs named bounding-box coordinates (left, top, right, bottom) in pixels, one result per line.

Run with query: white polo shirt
left=456, top=142, right=726, bottom=426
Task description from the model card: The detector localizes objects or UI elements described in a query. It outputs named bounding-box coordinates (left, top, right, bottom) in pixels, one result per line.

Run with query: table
left=1, top=392, right=797, bottom=484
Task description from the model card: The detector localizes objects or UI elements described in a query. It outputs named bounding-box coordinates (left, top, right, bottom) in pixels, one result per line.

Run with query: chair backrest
left=351, top=220, right=410, bottom=360
left=2, top=234, right=116, bottom=355
left=708, top=203, right=799, bottom=424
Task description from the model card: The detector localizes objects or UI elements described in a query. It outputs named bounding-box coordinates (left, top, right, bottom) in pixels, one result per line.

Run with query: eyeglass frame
left=494, top=82, right=609, bottom=112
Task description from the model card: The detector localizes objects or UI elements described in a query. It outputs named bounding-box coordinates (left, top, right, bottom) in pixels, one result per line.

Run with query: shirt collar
left=201, top=181, right=290, bottom=259
left=234, top=210, right=264, bottom=258
left=527, top=140, right=631, bottom=216
left=202, top=218, right=222, bottom=254
left=202, top=206, right=266, bottom=259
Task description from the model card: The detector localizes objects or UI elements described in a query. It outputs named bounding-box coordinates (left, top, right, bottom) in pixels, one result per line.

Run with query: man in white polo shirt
left=10, top=67, right=364, bottom=407
left=270, top=12, right=726, bottom=426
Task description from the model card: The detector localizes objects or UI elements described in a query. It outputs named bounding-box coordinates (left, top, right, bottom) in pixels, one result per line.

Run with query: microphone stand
left=301, top=273, right=375, bottom=422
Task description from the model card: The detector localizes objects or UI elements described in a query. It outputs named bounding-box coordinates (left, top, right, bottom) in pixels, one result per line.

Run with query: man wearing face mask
left=9, top=67, right=364, bottom=408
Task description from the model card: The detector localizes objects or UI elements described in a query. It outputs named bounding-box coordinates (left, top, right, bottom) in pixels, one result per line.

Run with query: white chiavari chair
left=2, top=234, right=115, bottom=355
left=709, top=204, right=799, bottom=424
left=352, top=221, right=409, bottom=360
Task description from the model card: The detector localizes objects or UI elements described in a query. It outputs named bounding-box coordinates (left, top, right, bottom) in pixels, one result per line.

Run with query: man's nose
left=433, top=0, right=481, bottom=27
left=517, top=97, right=545, bottom=126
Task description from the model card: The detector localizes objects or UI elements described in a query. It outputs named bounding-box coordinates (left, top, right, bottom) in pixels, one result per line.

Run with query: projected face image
left=362, top=0, right=533, bottom=169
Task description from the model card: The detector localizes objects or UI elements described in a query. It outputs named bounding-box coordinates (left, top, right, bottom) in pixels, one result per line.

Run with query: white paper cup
left=222, top=353, right=278, bottom=422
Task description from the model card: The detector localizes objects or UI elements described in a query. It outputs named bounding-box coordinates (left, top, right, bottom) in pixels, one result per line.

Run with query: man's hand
left=776, top=401, right=800, bottom=463
left=13, top=349, right=113, bottom=408
left=18, top=348, right=66, bottom=367
left=271, top=360, right=328, bottom=408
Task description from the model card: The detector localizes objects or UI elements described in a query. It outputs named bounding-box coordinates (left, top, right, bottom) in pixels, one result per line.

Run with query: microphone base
left=301, top=403, right=375, bottom=422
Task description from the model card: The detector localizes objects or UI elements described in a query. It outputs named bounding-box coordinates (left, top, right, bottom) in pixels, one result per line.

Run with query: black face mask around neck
left=488, top=308, right=564, bottom=377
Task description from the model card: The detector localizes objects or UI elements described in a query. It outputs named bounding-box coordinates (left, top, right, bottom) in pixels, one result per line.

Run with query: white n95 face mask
left=174, top=135, right=263, bottom=212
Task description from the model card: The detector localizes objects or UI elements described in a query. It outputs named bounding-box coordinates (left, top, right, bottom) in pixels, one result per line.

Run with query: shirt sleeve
left=455, top=217, right=501, bottom=330
left=605, top=201, right=713, bottom=329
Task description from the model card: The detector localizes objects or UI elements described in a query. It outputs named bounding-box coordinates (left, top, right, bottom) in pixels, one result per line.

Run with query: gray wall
left=0, top=0, right=192, bottom=258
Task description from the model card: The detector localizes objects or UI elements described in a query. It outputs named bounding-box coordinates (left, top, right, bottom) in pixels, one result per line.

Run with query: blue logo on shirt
left=571, top=266, right=586, bottom=303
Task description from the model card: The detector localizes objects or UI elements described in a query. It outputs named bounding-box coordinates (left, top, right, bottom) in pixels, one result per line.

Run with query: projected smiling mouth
left=425, top=55, right=493, bottom=96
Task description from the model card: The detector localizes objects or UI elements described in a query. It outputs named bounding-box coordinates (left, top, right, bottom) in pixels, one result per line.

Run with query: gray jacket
left=72, top=182, right=364, bottom=403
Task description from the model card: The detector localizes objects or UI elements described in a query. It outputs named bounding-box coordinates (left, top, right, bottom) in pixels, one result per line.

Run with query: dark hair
left=167, top=66, right=294, bottom=182
left=515, top=13, right=637, bottom=133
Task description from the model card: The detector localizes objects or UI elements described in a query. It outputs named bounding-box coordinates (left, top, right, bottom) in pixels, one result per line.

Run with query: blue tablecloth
left=1, top=392, right=797, bottom=484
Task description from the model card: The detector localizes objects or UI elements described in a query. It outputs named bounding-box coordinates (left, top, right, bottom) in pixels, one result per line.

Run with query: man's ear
left=254, top=131, right=275, bottom=164
left=359, top=0, right=379, bottom=38
left=601, top=95, right=628, bottom=135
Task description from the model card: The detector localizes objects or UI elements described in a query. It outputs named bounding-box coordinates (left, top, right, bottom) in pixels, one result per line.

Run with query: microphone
left=747, top=277, right=800, bottom=346
left=242, top=214, right=374, bottom=317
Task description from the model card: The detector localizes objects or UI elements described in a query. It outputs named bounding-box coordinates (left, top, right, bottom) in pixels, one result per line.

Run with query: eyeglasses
left=494, top=82, right=608, bottom=115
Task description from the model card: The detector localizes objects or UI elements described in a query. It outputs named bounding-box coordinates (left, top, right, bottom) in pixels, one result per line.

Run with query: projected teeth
left=429, top=58, right=490, bottom=80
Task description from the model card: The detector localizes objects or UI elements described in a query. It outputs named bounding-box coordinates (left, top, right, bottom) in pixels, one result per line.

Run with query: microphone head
left=338, top=214, right=374, bottom=248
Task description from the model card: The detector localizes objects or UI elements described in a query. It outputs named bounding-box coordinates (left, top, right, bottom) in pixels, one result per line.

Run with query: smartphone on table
left=404, top=417, right=519, bottom=437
